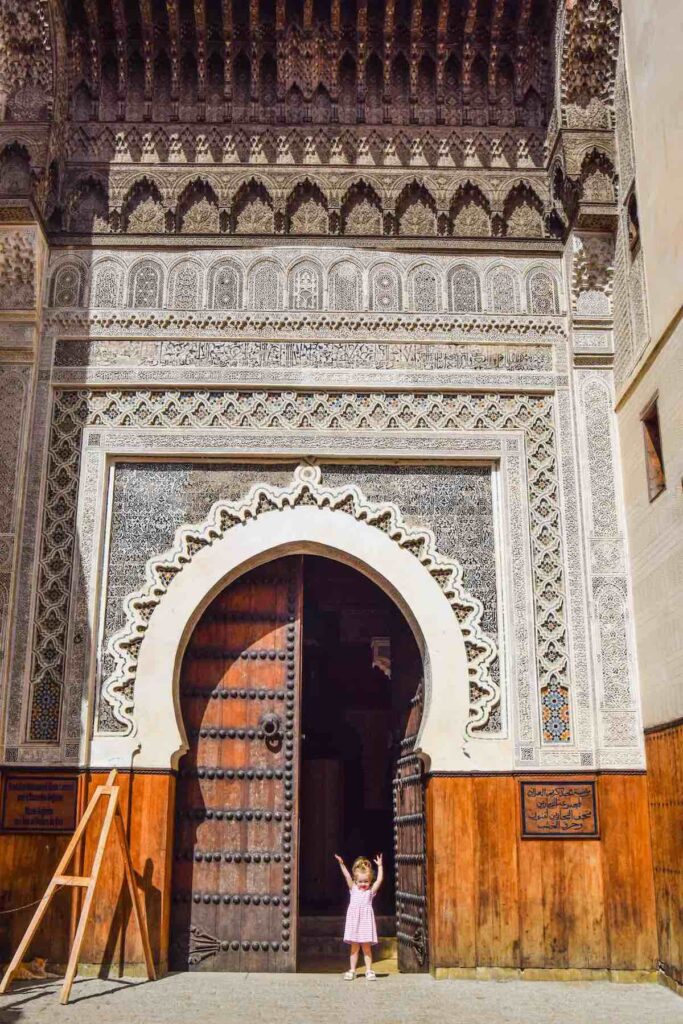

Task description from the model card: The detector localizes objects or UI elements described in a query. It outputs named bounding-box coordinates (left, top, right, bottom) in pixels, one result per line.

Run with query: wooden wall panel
left=646, top=721, right=683, bottom=986
left=0, top=766, right=664, bottom=976
left=473, top=777, right=519, bottom=966
left=0, top=769, right=174, bottom=972
left=0, top=831, right=73, bottom=966
left=427, top=776, right=476, bottom=965
left=427, top=773, right=658, bottom=973
left=518, top=835, right=608, bottom=969
left=78, top=772, right=175, bottom=973
left=600, top=775, right=658, bottom=970
left=0, top=769, right=85, bottom=967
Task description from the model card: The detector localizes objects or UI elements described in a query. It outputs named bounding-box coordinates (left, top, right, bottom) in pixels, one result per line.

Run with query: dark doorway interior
left=298, top=557, right=422, bottom=931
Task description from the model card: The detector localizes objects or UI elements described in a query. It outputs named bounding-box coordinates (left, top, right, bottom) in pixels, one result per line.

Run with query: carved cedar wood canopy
left=53, top=0, right=560, bottom=127
left=0, top=0, right=621, bottom=238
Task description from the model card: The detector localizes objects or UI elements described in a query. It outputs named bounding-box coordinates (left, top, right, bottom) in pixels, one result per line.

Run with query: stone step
left=298, top=935, right=398, bottom=960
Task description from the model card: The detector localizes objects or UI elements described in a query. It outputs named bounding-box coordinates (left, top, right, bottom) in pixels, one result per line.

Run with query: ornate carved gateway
left=0, top=0, right=660, bottom=980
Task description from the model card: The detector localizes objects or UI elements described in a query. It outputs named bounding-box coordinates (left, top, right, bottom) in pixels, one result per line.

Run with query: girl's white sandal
left=365, top=970, right=377, bottom=980
left=343, top=970, right=356, bottom=980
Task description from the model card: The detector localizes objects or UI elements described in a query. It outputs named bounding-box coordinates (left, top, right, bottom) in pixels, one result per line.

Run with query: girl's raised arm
left=334, top=853, right=354, bottom=890
left=371, top=853, right=384, bottom=894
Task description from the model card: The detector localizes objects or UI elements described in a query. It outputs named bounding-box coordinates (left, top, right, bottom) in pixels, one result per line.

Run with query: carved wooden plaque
left=520, top=779, right=599, bottom=839
left=0, top=774, right=78, bottom=833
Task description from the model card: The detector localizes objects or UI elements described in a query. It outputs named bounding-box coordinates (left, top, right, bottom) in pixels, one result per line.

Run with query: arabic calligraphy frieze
left=520, top=780, right=599, bottom=839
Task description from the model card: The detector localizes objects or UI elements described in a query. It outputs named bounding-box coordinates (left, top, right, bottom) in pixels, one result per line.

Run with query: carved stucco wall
left=0, top=229, right=644, bottom=774
left=46, top=247, right=564, bottom=318
left=1, top=375, right=643, bottom=771
left=0, top=215, right=46, bottom=758
left=0, top=2, right=651, bottom=780
left=0, top=366, right=31, bottom=690
left=612, top=45, right=650, bottom=393
left=575, top=371, right=641, bottom=748
left=99, top=461, right=499, bottom=734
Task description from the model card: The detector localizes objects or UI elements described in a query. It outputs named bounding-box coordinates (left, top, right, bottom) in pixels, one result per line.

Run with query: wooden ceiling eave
left=58, top=0, right=564, bottom=130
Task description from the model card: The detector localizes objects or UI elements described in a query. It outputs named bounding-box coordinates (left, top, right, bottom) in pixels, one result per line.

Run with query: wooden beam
left=330, top=0, right=342, bottom=105
left=139, top=0, right=154, bottom=111
left=223, top=0, right=233, bottom=104
left=488, top=0, right=506, bottom=101
left=383, top=0, right=395, bottom=106
left=166, top=0, right=181, bottom=104
left=462, top=0, right=479, bottom=106
left=82, top=0, right=100, bottom=99
left=514, top=0, right=533, bottom=103
left=409, top=0, right=422, bottom=106
left=249, top=0, right=260, bottom=106
left=436, top=0, right=449, bottom=106
left=68, top=30, right=84, bottom=103
left=357, top=0, right=368, bottom=108
left=195, top=0, right=208, bottom=103
left=276, top=0, right=286, bottom=105
left=111, top=0, right=128, bottom=112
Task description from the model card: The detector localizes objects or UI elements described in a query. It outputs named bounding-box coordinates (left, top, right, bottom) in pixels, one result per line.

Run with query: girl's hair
left=351, top=857, right=375, bottom=880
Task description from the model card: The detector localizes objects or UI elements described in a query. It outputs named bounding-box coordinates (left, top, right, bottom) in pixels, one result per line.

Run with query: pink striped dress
left=343, top=884, right=378, bottom=945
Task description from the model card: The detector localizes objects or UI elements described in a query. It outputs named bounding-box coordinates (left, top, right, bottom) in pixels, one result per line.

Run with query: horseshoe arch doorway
left=169, top=554, right=428, bottom=973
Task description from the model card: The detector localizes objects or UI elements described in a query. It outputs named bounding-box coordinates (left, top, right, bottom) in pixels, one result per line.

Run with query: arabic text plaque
left=520, top=779, right=599, bottom=839
left=0, top=774, right=78, bottom=833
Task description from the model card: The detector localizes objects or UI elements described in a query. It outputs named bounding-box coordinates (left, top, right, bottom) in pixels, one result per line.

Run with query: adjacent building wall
left=620, top=0, right=683, bottom=730
left=619, top=0, right=683, bottom=991
left=621, top=0, right=683, bottom=350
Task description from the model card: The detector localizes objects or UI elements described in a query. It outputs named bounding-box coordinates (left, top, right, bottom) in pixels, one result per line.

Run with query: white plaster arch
left=93, top=507, right=474, bottom=773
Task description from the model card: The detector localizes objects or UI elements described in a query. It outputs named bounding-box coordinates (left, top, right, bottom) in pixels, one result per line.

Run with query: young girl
left=334, top=852, right=384, bottom=980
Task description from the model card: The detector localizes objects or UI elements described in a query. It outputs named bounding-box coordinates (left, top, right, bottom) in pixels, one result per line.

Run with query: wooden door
left=170, top=556, right=303, bottom=972
left=393, top=681, right=429, bottom=972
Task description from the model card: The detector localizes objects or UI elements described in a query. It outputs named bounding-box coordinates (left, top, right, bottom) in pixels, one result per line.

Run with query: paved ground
left=1, top=972, right=682, bottom=1024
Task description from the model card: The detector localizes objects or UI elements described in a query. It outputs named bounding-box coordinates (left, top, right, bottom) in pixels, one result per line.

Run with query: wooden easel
left=0, top=770, right=156, bottom=1005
